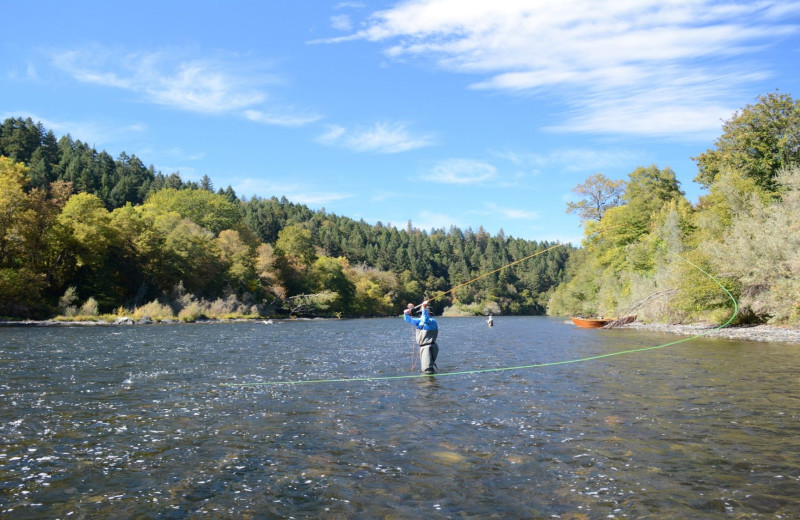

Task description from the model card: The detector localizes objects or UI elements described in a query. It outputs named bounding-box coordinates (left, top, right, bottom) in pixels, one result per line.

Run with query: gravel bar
left=621, top=322, right=800, bottom=344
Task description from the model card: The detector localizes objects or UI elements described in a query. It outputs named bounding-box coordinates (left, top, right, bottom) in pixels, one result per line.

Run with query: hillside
left=0, top=117, right=572, bottom=320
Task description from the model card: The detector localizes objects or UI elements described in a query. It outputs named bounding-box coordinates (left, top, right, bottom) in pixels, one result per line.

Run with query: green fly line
left=222, top=248, right=738, bottom=388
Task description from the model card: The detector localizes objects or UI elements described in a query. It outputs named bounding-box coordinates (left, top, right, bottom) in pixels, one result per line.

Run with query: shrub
left=178, top=301, right=204, bottom=322
left=58, top=287, right=79, bottom=317
left=132, top=300, right=176, bottom=321
left=78, top=297, right=99, bottom=316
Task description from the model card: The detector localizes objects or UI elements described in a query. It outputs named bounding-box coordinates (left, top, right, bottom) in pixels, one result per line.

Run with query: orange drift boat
left=570, top=315, right=636, bottom=329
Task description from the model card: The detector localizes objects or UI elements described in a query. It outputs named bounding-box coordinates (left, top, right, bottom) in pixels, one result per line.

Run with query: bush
left=132, top=300, right=175, bottom=321
left=178, top=301, right=204, bottom=322
left=58, top=287, right=79, bottom=317
left=78, top=297, right=99, bottom=316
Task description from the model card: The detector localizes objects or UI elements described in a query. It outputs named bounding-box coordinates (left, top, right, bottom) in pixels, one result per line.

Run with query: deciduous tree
left=694, top=92, right=800, bottom=191
left=566, top=173, right=626, bottom=223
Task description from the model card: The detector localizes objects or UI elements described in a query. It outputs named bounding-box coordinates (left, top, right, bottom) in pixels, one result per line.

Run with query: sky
left=3, top=1, right=800, bottom=245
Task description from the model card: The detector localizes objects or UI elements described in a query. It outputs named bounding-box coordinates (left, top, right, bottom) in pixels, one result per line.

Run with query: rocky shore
left=620, top=321, right=800, bottom=344
left=3, top=317, right=800, bottom=344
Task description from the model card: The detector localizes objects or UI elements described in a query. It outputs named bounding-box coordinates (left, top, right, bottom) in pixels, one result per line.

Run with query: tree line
left=551, top=91, right=800, bottom=326
left=0, top=117, right=572, bottom=320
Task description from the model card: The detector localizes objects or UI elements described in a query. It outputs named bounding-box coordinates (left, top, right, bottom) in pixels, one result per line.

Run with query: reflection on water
left=1, top=317, right=799, bottom=518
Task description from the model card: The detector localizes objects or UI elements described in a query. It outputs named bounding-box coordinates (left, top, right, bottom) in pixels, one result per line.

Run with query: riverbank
left=3, top=316, right=800, bottom=344
left=619, top=321, right=800, bottom=344
left=0, top=317, right=282, bottom=327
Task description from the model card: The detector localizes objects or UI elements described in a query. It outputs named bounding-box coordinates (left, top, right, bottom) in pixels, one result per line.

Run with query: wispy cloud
left=1, top=111, right=146, bottom=149
left=244, top=109, right=321, bottom=127
left=330, top=15, right=353, bottom=31
left=234, top=178, right=353, bottom=206
left=7, top=61, right=39, bottom=81
left=49, top=45, right=319, bottom=126
left=482, top=202, right=540, bottom=221
left=318, top=121, right=433, bottom=153
left=336, top=0, right=800, bottom=139
left=431, top=158, right=496, bottom=184
left=335, top=2, right=365, bottom=8
left=494, top=147, right=640, bottom=175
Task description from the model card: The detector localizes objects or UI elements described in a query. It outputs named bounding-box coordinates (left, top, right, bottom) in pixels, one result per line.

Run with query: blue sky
left=3, top=1, right=800, bottom=244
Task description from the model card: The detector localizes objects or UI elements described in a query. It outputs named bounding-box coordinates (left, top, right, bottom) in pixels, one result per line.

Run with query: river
left=1, top=316, right=799, bottom=518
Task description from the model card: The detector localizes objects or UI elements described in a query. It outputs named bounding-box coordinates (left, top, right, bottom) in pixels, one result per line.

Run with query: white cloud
left=431, top=158, right=496, bottom=184
left=49, top=46, right=318, bottom=126
left=339, top=0, right=800, bottom=139
left=495, top=147, right=640, bottom=174
left=483, top=202, right=539, bottom=221
left=331, top=15, right=353, bottom=31
left=25, top=62, right=37, bottom=80
left=318, top=124, right=347, bottom=144
left=318, top=121, right=433, bottom=153
left=244, top=109, right=322, bottom=127
left=234, top=178, right=353, bottom=206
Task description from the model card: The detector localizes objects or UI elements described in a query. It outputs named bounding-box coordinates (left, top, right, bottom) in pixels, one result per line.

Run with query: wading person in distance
left=403, top=300, right=439, bottom=374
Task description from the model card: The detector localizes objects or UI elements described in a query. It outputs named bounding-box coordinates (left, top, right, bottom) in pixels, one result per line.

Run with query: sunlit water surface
left=1, top=317, right=799, bottom=519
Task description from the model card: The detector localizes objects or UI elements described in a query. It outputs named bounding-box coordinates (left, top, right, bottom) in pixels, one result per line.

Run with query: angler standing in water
left=403, top=300, right=439, bottom=374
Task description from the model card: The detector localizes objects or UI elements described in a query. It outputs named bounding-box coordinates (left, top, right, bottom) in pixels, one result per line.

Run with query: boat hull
left=570, top=315, right=636, bottom=329
left=570, top=317, right=612, bottom=328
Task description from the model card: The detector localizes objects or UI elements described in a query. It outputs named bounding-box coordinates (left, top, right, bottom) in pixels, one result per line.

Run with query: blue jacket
left=404, top=308, right=438, bottom=331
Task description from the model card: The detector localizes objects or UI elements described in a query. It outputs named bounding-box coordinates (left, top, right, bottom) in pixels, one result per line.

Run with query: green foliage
left=163, top=219, right=222, bottom=295
left=0, top=118, right=157, bottom=207
left=311, top=256, right=355, bottom=314
left=178, top=301, right=205, bottom=322
left=691, top=169, right=771, bottom=245
left=693, top=91, right=800, bottom=191
left=58, top=287, right=79, bottom=317
left=144, top=188, right=240, bottom=234
left=275, top=224, right=317, bottom=266
left=0, top=118, right=572, bottom=319
left=216, top=229, right=257, bottom=292
left=131, top=300, right=176, bottom=321
left=552, top=164, right=691, bottom=318
left=58, top=193, right=115, bottom=267
left=287, top=291, right=340, bottom=317
left=702, top=167, right=800, bottom=323
left=667, top=249, right=738, bottom=324
left=0, top=157, right=31, bottom=267
left=555, top=92, right=800, bottom=326
left=444, top=300, right=501, bottom=316
left=0, top=267, right=47, bottom=318
left=79, top=297, right=99, bottom=317
left=566, top=173, right=626, bottom=223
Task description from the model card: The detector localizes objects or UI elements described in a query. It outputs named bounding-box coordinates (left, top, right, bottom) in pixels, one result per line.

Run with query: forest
left=2, top=91, right=797, bottom=325
left=0, top=118, right=572, bottom=321
left=550, top=91, right=800, bottom=326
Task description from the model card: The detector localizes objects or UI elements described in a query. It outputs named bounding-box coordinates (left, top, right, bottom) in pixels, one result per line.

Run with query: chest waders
left=416, top=328, right=439, bottom=374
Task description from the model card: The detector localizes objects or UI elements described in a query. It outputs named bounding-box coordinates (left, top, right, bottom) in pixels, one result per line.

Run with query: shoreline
left=0, top=317, right=285, bottom=327
left=3, top=316, right=799, bottom=344
left=618, top=321, right=800, bottom=344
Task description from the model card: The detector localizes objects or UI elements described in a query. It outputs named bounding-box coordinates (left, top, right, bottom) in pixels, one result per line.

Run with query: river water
left=1, top=316, right=799, bottom=519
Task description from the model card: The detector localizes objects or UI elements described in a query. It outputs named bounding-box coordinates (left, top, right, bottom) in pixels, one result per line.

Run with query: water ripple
left=1, top=318, right=799, bottom=518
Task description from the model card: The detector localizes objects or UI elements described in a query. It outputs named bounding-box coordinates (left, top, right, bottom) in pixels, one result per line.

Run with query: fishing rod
left=222, top=250, right=738, bottom=387
left=402, top=243, right=564, bottom=371
left=407, top=242, right=566, bottom=310
left=222, top=223, right=739, bottom=387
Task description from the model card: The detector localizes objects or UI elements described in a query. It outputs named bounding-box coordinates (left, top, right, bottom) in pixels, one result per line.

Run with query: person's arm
left=403, top=303, right=417, bottom=325
left=420, top=300, right=430, bottom=319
